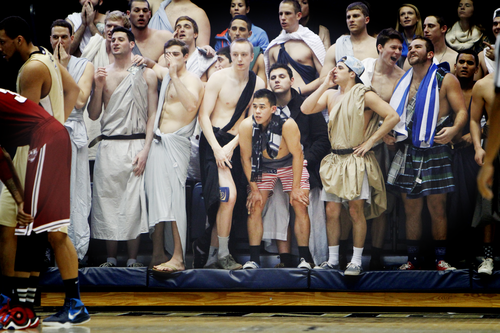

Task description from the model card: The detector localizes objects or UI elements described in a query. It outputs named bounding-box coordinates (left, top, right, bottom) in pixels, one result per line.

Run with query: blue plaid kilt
left=387, top=143, right=454, bottom=198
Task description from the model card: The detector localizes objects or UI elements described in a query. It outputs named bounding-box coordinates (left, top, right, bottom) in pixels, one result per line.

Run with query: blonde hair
left=105, top=10, right=131, bottom=29
left=395, top=4, right=423, bottom=37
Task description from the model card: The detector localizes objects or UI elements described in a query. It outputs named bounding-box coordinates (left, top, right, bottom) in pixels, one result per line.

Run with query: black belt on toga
left=88, top=133, right=146, bottom=148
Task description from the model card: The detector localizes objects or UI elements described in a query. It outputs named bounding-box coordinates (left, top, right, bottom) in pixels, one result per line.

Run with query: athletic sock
left=14, top=277, right=29, bottom=306
left=25, top=276, right=39, bottom=310
left=351, top=247, right=364, bottom=266
left=484, top=243, right=494, bottom=259
left=63, top=278, right=81, bottom=301
left=204, top=246, right=219, bottom=267
left=218, top=236, right=229, bottom=258
left=107, top=257, right=118, bottom=266
left=279, top=253, right=294, bottom=267
left=407, top=240, right=420, bottom=267
left=298, top=246, right=313, bottom=264
left=434, top=240, right=447, bottom=263
left=249, top=246, right=261, bottom=265
left=328, top=245, right=339, bottom=265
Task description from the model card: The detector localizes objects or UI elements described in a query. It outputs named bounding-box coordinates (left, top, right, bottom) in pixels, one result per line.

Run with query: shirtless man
left=404, top=15, right=457, bottom=74
left=228, top=15, right=267, bottom=85
left=265, top=0, right=325, bottom=96
left=148, top=0, right=211, bottom=47
left=158, top=16, right=216, bottom=81
left=320, top=2, right=378, bottom=82
left=50, top=19, right=95, bottom=262
left=301, top=55, right=399, bottom=276
left=128, top=0, right=173, bottom=61
left=387, top=36, right=468, bottom=271
left=447, top=51, right=481, bottom=265
left=240, top=88, right=313, bottom=269
left=88, top=27, right=157, bottom=268
left=0, top=16, right=85, bottom=327
left=471, top=44, right=500, bottom=275
left=66, top=0, right=106, bottom=56
left=198, top=38, right=265, bottom=270
left=140, top=39, right=204, bottom=271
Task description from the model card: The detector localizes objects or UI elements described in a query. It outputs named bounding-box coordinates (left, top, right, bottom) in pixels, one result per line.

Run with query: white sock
left=328, top=245, right=339, bottom=265
left=204, top=246, right=219, bottom=266
left=218, top=236, right=229, bottom=258
left=351, top=247, right=364, bottom=266
left=107, top=257, right=118, bottom=266
left=126, top=258, right=137, bottom=267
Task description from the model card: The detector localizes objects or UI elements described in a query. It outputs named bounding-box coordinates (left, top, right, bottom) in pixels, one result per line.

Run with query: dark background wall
left=1, top=0, right=498, bottom=100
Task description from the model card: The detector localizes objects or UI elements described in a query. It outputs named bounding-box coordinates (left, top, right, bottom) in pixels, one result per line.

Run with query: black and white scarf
left=250, top=107, right=289, bottom=182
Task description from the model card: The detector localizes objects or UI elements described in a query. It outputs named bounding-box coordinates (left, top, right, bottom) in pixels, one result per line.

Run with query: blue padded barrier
left=40, top=267, right=148, bottom=287
left=309, top=269, right=471, bottom=291
left=148, top=268, right=309, bottom=290
left=471, top=270, right=500, bottom=291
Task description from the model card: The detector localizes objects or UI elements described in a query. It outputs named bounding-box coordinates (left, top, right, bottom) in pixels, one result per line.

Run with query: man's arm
left=301, top=68, right=333, bottom=115
left=253, top=54, right=267, bottom=87
left=66, top=16, right=85, bottom=55
left=171, top=71, right=203, bottom=113
left=239, top=118, right=262, bottom=212
left=88, top=67, right=107, bottom=120
left=355, top=91, right=400, bottom=156
left=478, top=93, right=500, bottom=199
left=300, top=52, right=323, bottom=96
left=74, top=62, right=95, bottom=110
left=59, top=65, right=80, bottom=121
left=17, top=61, right=47, bottom=104
left=434, top=74, right=468, bottom=144
left=319, top=43, right=336, bottom=82
left=282, top=119, right=309, bottom=207
left=470, top=81, right=486, bottom=166
left=0, top=148, right=33, bottom=225
left=198, top=71, right=228, bottom=168
left=133, top=68, right=159, bottom=177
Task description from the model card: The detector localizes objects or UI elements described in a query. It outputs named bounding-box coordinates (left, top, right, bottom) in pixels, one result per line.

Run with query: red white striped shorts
left=256, top=162, right=310, bottom=192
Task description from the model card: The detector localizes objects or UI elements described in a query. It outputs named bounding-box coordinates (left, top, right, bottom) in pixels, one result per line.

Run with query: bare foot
left=153, top=258, right=185, bottom=273
left=149, top=253, right=170, bottom=269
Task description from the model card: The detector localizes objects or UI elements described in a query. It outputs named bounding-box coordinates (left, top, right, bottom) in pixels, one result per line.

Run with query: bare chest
left=103, top=70, right=129, bottom=103
left=275, top=41, right=314, bottom=66
left=352, top=39, right=378, bottom=61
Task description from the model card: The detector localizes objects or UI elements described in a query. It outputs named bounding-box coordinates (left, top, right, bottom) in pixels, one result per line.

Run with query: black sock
left=249, top=246, right=261, bottom=265
left=63, top=278, right=81, bottom=301
left=25, top=276, right=39, bottom=310
left=484, top=243, right=494, bottom=259
left=279, top=253, right=294, bottom=267
left=407, top=240, right=420, bottom=267
left=434, top=240, right=447, bottom=263
left=14, top=277, right=30, bottom=307
left=298, top=246, right=313, bottom=264
left=339, top=240, right=349, bottom=256
left=371, top=247, right=383, bottom=261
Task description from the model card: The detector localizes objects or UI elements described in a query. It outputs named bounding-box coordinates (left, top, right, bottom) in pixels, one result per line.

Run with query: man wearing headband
left=301, top=55, right=399, bottom=276
left=387, top=36, right=468, bottom=271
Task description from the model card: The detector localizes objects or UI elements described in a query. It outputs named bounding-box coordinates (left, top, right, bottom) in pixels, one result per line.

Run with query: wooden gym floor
left=32, top=310, right=500, bottom=332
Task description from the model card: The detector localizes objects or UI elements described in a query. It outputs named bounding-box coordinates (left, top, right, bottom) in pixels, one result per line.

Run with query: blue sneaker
left=43, top=298, right=90, bottom=326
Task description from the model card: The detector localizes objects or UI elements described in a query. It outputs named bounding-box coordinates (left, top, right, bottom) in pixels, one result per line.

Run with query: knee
left=47, top=232, right=67, bottom=247
left=325, top=204, right=341, bottom=220
left=348, top=205, right=365, bottom=223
